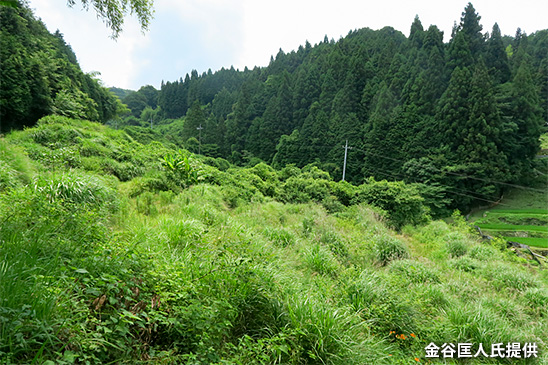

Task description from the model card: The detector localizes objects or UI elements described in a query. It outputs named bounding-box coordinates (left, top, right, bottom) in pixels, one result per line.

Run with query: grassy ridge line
left=477, top=224, right=548, bottom=233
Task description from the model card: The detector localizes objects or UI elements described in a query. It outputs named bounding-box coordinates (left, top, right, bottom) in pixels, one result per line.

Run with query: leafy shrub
left=279, top=176, right=330, bottom=204
left=352, top=178, right=428, bottom=229
left=220, top=184, right=259, bottom=209
left=278, top=164, right=301, bottom=181
left=327, top=180, right=357, bottom=206
left=202, top=156, right=231, bottom=171
left=321, top=194, right=345, bottom=213
left=373, top=234, right=409, bottom=266
left=301, top=164, right=332, bottom=180
left=161, top=149, right=199, bottom=188
left=248, top=162, right=278, bottom=182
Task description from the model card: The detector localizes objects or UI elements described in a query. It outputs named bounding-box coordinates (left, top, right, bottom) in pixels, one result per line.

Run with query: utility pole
left=150, top=118, right=153, bottom=129
left=197, top=124, right=203, bottom=155
left=342, top=140, right=352, bottom=181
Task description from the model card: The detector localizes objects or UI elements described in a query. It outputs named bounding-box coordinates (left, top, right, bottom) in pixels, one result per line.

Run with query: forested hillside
left=121, top=3, right=547, bottom=212
left=0, top=1, right=124, bottom=131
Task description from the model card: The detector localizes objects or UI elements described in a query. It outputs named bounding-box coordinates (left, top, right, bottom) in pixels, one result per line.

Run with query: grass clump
left=483, top=264, right=540, bottom=292
left=264, top=227, right=295, bottom=247
left=449, top=256, right=483, bottom=272
left=444, top=231, right=468, bottom=258
left=468, top=244, right=502, bottom=261
left=303, top=244, right=339, bottom=276
left=373, top=234, right=409, bottom=266
left=388, top=259, right=440, bottom=284
left=523, top=288, right=548, bottom=316
left=346, top=270, right=418, bottom=336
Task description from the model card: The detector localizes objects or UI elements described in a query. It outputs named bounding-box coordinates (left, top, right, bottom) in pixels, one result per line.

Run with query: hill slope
left=1, top=117, right=547, bottom=364
left=0, top=1, right=123, bottom=131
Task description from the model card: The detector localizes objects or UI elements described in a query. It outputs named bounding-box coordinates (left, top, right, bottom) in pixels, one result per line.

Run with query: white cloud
left=29, top=0, right=150, bottom=88
left=27, top=0, right=548, bottom=89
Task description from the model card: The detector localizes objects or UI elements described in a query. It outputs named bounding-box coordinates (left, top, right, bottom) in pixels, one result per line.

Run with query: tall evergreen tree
left=485, top=23, right=511, bottom=83
left=409, top=15, right=425, bottom=49
left=459, top=2, right=484, bottom=58
left=182, top=101, right=206, bottom=144
left=510, top=61, right=544, bottom=162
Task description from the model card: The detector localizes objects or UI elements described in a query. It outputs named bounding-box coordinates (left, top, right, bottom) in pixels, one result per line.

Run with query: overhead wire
left=360, top=163, right=515, bottom=208
left=352, top=146, right=546, bottom=193
left=299, top=142, right=545, bottom=208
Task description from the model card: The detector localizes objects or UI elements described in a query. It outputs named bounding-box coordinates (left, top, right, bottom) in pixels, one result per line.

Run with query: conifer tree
left=409, top=15, right=425, bottom=49
left=485, top=23, right=511, bottom=83
left=510, top=61, right=544, bottom=163
left=182, top=101, right=206, bottom=144
left=459, top=2, right=484, bottom=58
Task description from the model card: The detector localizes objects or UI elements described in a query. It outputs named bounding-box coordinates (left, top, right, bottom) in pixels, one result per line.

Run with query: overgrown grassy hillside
left=1, top=117, right=547, bottom=364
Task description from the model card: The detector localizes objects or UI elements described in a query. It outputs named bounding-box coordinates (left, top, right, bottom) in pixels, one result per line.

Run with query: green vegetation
left=116, top=3, right=546, bottom=215
left=486, top=210, right=548, bottom=216
left=504, top=237, right=548, bottom=248
left=477, top=224, right=548, bottom=233
left=0, top=1, right=126, bottom=131
left=1, top=1, right=548, bottom=363
left=65, top=0, right=154, bottom=38
left=470, top=178, right=548, bottom=249
left=1, top=117, right=547, bottom=364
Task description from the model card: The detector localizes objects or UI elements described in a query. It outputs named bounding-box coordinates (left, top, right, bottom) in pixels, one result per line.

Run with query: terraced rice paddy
left=472, top=183, right=548, bottom=249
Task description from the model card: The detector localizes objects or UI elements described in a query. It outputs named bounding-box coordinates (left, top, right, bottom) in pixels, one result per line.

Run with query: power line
left=292, top=141, right=545, bottom=194
left=352, top=147, right=546, bottom=193
left=361, top=164, right=514, bottom=208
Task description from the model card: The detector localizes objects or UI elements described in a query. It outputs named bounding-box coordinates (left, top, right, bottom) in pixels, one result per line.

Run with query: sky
left=28, top=0, right=548, bottom=91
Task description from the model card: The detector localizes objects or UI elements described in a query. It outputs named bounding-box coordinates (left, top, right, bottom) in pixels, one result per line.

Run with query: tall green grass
left=2, top=118, right=548, bottom=364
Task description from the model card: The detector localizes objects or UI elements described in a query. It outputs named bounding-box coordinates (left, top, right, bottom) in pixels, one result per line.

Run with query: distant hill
left=109, top=87, right=135, bottom=100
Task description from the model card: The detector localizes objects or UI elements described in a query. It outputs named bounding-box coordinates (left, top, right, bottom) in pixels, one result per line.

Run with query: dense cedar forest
left=124, top=5, right=547, bottom=212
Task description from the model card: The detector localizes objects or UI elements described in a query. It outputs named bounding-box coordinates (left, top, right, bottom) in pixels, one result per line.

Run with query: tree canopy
left=67, top=0, right=154, bottom=38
